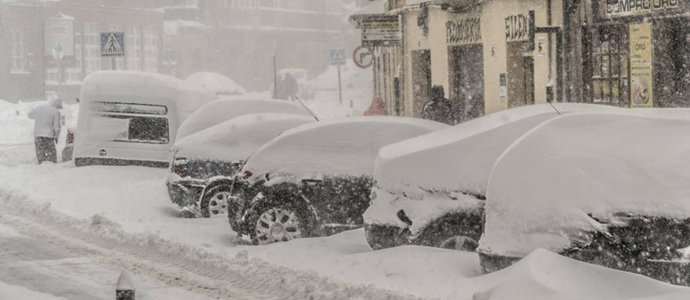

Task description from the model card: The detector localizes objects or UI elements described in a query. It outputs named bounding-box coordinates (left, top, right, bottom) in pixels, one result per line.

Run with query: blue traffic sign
left=101, top=32, right=125, bottom=57
left=330, top=48, right=346, bottom=66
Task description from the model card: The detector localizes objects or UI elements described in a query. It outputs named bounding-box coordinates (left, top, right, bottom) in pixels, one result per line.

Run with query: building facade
left=0, top=0, right=165, bottom=103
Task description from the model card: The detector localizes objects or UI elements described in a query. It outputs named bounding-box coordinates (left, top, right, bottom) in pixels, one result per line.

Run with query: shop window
left=591, top=26, right=629, bottom=106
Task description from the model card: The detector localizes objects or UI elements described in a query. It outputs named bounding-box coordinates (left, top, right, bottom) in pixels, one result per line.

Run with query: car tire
left=412, top=210, right=484, bottom=251
left=247, top=200, right=317, bottom=245
left=199, top=184, right=235, bottom=218
left=364, top=223, right=410, bottom=250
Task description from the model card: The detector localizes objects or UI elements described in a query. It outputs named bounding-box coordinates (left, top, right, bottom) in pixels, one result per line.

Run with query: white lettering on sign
left=505, top=14, right=531, bottom=41
left=446, top=17, right=481, bottom=45
left=604, top=0, right=680, bottom=17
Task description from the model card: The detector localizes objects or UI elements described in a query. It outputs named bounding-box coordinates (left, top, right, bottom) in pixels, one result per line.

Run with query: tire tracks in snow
left=0, top=189, right=430, bottom=300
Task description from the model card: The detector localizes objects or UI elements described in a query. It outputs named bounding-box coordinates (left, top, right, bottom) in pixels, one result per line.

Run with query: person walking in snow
left=28, top=98, right=62, bottom=164
left=421, top=85, right=453, bottom=125
left=284, top=73, right=299, bottom=101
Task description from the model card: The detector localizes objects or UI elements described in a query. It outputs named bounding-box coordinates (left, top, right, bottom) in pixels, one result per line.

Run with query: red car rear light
left=234, top=166, right=253, bottom=181
left=66, top=129, right=74, bottom=144
left=173, top=157, right=187, bottom=175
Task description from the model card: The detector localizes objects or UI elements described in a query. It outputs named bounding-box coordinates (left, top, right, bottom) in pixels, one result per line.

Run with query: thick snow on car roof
left=374, top=103, right=621, bottom=195
left=243, top=117, right=448, bottom=179
left=185, top=72, right=246, bottom=96
left=80, top=71, right=215, bottom=125
left=172, top=113, right=316, bottom=162
left=479, top=111, right=690, bottom=258
left=175, top=98, right=312, bottom=140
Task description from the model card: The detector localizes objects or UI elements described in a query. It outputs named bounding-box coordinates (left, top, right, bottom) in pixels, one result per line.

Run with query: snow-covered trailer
left=73, top=71, right=214, bottom=168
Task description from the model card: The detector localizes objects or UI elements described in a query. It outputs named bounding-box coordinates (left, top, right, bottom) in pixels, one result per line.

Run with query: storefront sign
left=44, top=19, right=75, bottom=66
left=499, top=73, right=507, bottom=101
left=602, top=0, right=682, bottom=18
left=446, top=17, right=481, bottom=46
left=361, top=15, right=400, bottom=46
left=629, top=23, right=653, bottom=108
left=505, top=13, right=531, bottom=41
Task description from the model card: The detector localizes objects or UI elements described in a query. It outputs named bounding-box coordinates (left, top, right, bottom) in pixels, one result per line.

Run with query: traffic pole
left=273, top=55, right=278, bottom=99
left=112, top=57, right=116, bottom=70
left=337, top=64, right=342, bottom=105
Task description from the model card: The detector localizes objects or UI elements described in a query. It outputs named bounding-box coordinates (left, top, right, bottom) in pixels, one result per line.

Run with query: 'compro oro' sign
left=446, top=17, right=481, bottom=46
left=600, top=0, right=683, bottom=18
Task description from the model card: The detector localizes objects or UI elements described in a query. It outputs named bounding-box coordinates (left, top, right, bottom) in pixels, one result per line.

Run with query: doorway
left=449, top=45, right=484, bottom=122
left=411, top=50, right=431, bottom=117
left=506, top=41, right=535, bottom=108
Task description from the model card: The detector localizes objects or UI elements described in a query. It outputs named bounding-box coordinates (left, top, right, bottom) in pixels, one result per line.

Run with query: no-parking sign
left=353, top=46, right=373, bottom=69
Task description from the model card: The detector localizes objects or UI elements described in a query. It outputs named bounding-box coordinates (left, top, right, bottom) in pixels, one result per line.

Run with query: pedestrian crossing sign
left=101, top=32, right=125, bottom=57
left=330, top=48, right=346, bottom=66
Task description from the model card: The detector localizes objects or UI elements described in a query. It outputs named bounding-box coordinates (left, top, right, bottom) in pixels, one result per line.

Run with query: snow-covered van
left=223, top=117, right=448, bottom=245
left=479, top=110, right=690, bottom=285
left=364, top=104, right=621, bottom=251
left=73, top=71, right=214, bottom=167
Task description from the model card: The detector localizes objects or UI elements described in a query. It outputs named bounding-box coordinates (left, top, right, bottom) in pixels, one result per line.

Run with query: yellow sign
left=629, top=23, right=653, bottom=108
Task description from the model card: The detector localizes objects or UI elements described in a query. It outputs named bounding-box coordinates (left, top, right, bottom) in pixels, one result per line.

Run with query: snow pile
left=0, top=280, right=67, bottom=300
left=175, top=98, right=312, bottom=140
left=79, top=71, right=215, bottom=125
left=474, top=248, right=690, bottom=300
left=243, top=117, right=448, bottom=181
left=480, top=112, right=690, bottom=258
left=172, top=113, right=316, bottom=162
left=185, top=72, right=246, bottom=96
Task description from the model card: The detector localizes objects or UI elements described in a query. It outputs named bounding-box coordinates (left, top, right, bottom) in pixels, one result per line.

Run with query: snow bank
left=185, top=72, right=246, bottom=96
left=79, top=71, right=215, bottom=125
left=175, top=98, right=312, bottom=140
left=172, top=113, right=316, bottom=162
left=474, top=248, right=690, bottom=300
left=0, top=280, right=67, bottom=300
left=243, top=117, right=448, bottom=181
left=480, top=112, right=690, bottom=258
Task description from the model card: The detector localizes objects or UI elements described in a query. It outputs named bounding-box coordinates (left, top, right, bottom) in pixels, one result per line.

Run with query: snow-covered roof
left=479, top=110, right=690, bottom=258
left=185, top=72, right=246, bottom=96
left=243, top=117, right=448, bottom=179
left=172, top=113, right=316, bottom=162
left=175, top=98, right=313, bottom=140
left=79, top=71, right=215, bottom=125
left=374, top=103, right=621, bottom=195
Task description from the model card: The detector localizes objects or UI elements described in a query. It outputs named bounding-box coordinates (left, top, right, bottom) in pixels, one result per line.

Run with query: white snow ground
left=3, top=99, right=690, bottom=299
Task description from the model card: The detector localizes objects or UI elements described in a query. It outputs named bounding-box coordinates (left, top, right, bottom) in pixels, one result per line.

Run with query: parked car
left=175, top=98, right=313, bottom=141
left=73, top=71, right=214, bottom=168
left=364, top=104, right=621, bottom=251
left=185, top=72, right=246, bottom=96
left=212, top=117, right=448, bottom=245
left=61, top=128, right=75, bottom=162
left=477, top=110, right=690, bottom=286
left=270, top=69, right=316, bottom=100
left=167, top=113, right=316, bottom=217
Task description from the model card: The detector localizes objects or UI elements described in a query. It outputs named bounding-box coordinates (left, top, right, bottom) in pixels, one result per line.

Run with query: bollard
left=116, top=270, right=135, bottom=300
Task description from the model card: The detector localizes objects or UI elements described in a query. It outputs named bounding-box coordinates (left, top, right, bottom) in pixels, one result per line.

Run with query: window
left=591, top=26, right=629, bottom=106
left=11, top=29, right=28, bottom=73
left=127, top=25, right=141, bottom=71
left=144, top=26, right=158, bottom=72
left=94, top=115, right=170, bottom=144
left=84, top=23, right=101, bottom=75
left=93, top=102, right=168, bottom=115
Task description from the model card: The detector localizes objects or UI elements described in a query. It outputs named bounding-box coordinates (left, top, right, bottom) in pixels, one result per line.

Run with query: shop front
left=590, top=0, right=690, bottom=108
left=447, top=15, right=485, bottom=121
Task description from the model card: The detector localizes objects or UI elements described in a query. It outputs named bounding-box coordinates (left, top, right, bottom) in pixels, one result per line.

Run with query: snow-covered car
left=477, top=110, right=690, bottom=285
left=270, top=69, right=316, bottom=100
left=167, top=113, right=316, bottom=217
left=364, top=104, right=621, bottom=251
left=185, top=72, right=246, bottom=96
left=175, top=98, right=312, bottom=141
left=217, top=117, right=448, bottom=245
left=73, top=71, right=215, bottom=168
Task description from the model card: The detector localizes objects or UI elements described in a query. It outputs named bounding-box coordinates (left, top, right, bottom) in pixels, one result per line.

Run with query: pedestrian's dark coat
left=421, top=85, right=453, bottom=125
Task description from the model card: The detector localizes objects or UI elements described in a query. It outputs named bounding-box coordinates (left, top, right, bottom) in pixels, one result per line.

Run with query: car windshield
left=4, top=1, right=690, bottom=299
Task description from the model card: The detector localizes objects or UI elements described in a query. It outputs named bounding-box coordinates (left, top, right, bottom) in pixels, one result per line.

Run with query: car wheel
left=251, top=207, right=303, bottom=245
left=439, top=236, right=479, bottom=251
left=364, top=223, right=410, bottom=250
left=200, top=185, right=234, bottom=218
left=412, top=210, right=484, bottom=251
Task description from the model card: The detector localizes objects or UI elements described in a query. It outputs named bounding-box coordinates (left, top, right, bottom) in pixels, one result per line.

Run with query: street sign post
left=100, top=32, right=125, bottom=70
left=44, top=18, right=75, bottom=97
left=330, top=48, right=346, bottom=104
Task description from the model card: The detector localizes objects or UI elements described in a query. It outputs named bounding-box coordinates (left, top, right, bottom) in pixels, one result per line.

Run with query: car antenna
left=294, top=96, right=320, bottom=121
